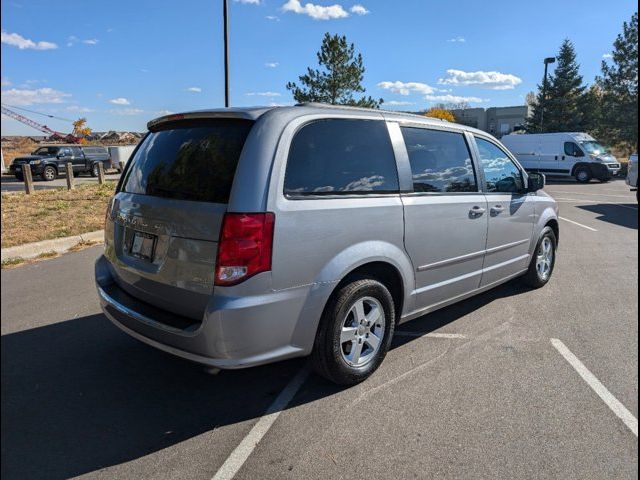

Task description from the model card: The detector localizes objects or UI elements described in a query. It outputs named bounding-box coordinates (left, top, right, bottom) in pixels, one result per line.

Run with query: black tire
left=90, top=163, right=100, bottom=177
left=575, top=167, right=592, bottom=184
left=311, top=278, right=395, bottom=386
left=522, top=226, right=557, bottom=289
left=42, top=165, right=57, bottom=181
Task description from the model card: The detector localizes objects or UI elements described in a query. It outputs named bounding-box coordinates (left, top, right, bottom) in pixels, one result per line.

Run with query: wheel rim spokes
left=536, top=237, right=554, bottom=280
left=340, top=297, right=385, bottom=367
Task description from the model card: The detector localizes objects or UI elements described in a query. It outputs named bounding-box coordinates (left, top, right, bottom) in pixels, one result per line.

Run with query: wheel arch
left=289, top=242, right=415, bottom=355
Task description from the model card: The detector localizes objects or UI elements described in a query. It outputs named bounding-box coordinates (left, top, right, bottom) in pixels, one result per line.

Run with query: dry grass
left=1, top=182, right=115, bottom=248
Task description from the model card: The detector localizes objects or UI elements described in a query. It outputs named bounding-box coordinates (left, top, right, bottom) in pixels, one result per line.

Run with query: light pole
left=223, top=0, right=230, bottom=107
left=540, top=56, right=556, bottom=130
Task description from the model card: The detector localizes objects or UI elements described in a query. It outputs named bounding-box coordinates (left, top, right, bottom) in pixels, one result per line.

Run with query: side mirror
left=527, top=172, right=545, bottom=192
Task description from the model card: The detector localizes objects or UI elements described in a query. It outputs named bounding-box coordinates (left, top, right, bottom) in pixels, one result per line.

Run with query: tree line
left=526, top=12, right=638, bottom=153
left=286, top=13, right=638, bottom=153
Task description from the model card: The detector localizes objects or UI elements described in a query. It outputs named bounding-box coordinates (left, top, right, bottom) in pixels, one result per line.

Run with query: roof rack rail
left=295, top=102, right=449, bottom=122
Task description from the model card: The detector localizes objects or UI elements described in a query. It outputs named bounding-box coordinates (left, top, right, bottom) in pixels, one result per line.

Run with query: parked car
left=626, top=153, right=638, bottom=201
left=95, top=104, right=559, bottom=385
left=107, top=145, right=137, bottom=172
left=10, top=144, right=111, bottom=181
left=502, top=132, right=621, bottom=183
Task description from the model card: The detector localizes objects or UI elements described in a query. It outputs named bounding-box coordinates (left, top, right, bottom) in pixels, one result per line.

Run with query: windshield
left=32, top=147, right=60, bottom=156
left=580, top=141, right=609, bottom=156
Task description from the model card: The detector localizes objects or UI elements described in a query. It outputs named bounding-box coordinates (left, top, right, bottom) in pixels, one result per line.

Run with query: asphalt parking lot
left=1, top=179, right=637, bottom=480
left=0, top=172, right=121, bottom=192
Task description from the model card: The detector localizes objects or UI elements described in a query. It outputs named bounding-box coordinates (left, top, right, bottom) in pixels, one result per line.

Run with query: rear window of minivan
left=121, top=119, right=254, bottom=203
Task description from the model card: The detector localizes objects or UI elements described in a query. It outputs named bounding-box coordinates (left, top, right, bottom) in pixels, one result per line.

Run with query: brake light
left=214, top=213, right=275, bottom=286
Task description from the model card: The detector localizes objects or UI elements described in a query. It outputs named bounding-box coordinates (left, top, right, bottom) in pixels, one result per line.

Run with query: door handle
left=491, top=205, right=505, bottom=215
left=469, top=206, right=486, bottom=217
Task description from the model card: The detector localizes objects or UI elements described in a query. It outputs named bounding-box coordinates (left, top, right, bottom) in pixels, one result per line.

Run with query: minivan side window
left=284, top=119, right=399, bottom=196
left=70, top=146, right=83, bottom=157
left=475, top=137, right=524, bottom=193
left=400, top=127, right=477, bottom=193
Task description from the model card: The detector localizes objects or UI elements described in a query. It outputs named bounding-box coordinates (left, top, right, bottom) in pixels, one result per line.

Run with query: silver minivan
left=96, top=104, right=559, bottom=385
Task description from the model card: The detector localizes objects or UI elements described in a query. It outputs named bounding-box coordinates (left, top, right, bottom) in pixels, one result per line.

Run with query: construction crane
left=1, top=105, right=80, bottom=143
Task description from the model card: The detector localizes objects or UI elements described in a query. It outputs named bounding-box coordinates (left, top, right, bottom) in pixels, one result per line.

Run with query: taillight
left=214, top=213, right=275, bottom=286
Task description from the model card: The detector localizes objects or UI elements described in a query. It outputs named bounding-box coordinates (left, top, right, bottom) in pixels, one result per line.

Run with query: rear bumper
left=95, top=255, right=310, bottom=369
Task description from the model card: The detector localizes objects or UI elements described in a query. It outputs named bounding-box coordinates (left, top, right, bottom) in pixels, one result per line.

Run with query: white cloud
left=234, top=0, right=260, bottom=3
left=156, top=109, right=175, bottom=116
left=266, top=15, right=280, bottom=21
left=187, top=86, right=202, bottom=93
left=447, top=36, right=466, bottom=43
left=82, top=38, right=99, bottom=45
left=1, top=30, right=58, bottom=50
left=66, top=105, right=94, bottom=113
left=265, top=62, right=280, bottom=68
left=109, top=108, right=145, bottom=116
left=1, top=87, right=71, bottom=106
left=282, top=0, right=349, bottom=20
left=602, top=53, right=613, bottom=59
left=424, top=94, right=485, bottom=104
left=1, top=77, right=11, bottom=87
left=350, top=4, right=369, bottom=15
left=385, top=100, right=414, bottom=106
left=377, top=81, right=437, bottom=96
left=109, top=97, right=131, bottom=105
left=246, top=91, right=281, bottom=97
left=438, top=69, right=522, bottom=90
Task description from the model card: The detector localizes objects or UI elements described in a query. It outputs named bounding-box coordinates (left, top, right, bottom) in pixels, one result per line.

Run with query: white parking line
left=551, top=339, right=638, bottom=437
left=395, top=332, right=467, bottom=339
left=559, top=216, right=598, bottom=232
left=550, top=191, right=632, bottom=199
left=212, top=367, right=310, bottom=480
left=554, top=197, right=638, bottom=211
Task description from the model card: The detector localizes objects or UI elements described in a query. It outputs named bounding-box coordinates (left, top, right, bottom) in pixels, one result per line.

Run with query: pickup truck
left=10, top=144, right=111, bottom=181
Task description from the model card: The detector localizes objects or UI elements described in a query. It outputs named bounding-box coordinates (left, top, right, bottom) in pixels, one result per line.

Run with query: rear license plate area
left=129, top=231, right=157, bottom=262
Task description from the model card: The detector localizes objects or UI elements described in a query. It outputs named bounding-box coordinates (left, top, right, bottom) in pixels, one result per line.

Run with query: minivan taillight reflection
left=214, top=213, right=275, bottom=286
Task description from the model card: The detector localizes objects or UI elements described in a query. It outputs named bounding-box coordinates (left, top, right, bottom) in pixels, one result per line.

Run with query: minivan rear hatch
left=106, top=117, right=254, bottom=320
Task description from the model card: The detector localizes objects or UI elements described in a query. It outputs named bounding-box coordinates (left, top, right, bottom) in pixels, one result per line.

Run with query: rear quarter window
left=121, top=119, right=254, bottom=203
left=284, top=119, right=399, bottom=196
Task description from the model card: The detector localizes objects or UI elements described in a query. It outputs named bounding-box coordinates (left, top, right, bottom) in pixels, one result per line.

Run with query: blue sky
left=1, top=0, right=637, bottom=135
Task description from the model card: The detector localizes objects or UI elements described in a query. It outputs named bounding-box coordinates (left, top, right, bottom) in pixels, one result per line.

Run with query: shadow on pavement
left=576, top=203, right=638, bottom=229
left=1, top=279, right=533, bottom=480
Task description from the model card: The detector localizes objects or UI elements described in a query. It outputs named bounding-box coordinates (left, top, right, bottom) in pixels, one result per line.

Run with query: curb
left=1, top=230, right=104, bottom=261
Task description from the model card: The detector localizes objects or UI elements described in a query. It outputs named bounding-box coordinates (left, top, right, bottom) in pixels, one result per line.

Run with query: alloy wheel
left=340, top=296, right=385, bottom=367
left=536, top=237, right=554, bottom=281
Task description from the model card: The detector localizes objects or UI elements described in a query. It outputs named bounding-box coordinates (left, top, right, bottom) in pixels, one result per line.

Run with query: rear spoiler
left=147, top=109, right=270, bottom=131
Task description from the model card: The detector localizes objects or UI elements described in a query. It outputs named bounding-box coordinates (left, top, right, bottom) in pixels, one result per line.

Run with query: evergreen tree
left=597, top=12, right=638, bottom=151
left=286, top=33, right=382, bottom=108
left=526, top=39, right=586, bottom=132
left=581, top=84, right=603, bottom=136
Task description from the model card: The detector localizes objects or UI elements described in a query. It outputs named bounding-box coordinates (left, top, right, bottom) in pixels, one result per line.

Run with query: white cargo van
left=502, top=132, right=621, bottom=183
left=107, top=145, right=137, bottom=172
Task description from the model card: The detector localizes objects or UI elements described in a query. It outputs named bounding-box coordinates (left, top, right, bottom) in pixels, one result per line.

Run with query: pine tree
left=597, top=12, right=638, bottom=151
left=526, top=39, right=586, bottom=132
left=286, top=33, right=382, bottom=108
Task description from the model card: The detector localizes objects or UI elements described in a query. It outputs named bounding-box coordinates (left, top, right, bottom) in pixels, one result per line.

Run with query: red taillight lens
left=214, top=213, right=275, bottom=286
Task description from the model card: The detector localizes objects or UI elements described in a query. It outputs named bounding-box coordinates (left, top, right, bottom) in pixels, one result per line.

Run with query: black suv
left=10, top=145, right=111, bottom=181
